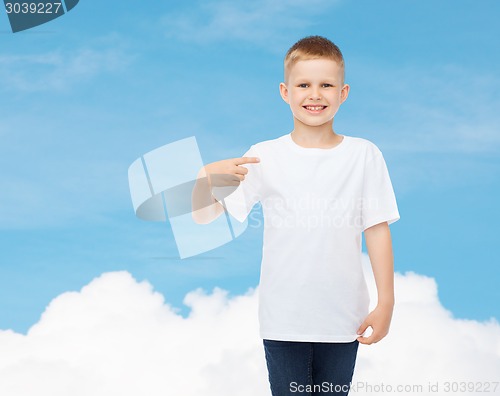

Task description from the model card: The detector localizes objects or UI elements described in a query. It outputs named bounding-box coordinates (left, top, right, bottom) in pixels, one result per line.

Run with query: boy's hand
left=356, top=303, right=394, bottom=345
left=191, top=157, right=260, bottom=223
left=203, top=157, right=260, bottom=187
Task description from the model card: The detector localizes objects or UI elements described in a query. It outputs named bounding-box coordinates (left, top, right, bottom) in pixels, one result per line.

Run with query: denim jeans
left=263, top=339, right=359, bottom=396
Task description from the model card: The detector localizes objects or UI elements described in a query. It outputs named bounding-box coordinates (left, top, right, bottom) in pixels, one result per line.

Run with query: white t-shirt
left=221, top=132, right=400, bottom=342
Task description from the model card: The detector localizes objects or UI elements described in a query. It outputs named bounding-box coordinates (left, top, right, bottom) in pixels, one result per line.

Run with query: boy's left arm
left=357, top=221, right=395, bottom=345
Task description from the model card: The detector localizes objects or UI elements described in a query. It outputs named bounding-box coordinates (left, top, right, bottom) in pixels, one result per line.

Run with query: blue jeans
left=263, top=339, right=359, bottom=396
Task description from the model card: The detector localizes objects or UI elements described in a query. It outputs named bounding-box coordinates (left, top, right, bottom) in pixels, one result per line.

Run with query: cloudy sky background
left=0, top=0, right=499, bottom=394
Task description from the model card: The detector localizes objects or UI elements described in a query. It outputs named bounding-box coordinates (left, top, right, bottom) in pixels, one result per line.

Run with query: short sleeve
left=218, top=145, right=262, bottom=223
left=361, top=148, right=400, bottom=231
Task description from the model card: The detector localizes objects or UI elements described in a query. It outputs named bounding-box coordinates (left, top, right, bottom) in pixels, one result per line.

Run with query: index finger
left=234, top=157, right=260, bottom=165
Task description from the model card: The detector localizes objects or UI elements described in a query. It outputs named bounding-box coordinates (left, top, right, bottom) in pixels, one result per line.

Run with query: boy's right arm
left=191, top=157, right=260, bottom=224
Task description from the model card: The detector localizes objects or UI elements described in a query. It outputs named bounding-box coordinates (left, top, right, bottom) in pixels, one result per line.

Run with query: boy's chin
left=293, top=117, right=334, bottom=129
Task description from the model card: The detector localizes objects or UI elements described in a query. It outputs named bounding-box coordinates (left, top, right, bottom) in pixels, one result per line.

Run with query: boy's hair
left=284, top=35, right=345, bottom=83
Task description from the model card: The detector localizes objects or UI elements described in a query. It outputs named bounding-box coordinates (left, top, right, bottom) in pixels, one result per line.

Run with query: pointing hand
left=203, top=157, right=260, bottom=187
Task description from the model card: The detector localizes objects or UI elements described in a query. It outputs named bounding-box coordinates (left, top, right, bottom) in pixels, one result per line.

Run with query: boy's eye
left=297, top=83, right=334, bottom=88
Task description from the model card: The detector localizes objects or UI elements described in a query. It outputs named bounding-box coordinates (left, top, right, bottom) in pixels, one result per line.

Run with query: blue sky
left=0, top=0, right=499, bottom=333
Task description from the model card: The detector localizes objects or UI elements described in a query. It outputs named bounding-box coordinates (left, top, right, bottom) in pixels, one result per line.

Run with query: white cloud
left=0, top=46, right=131, bottom=92
left=346, top=61, right=500, bottom=155
left=0, top=256, right=499, bottom=396
left=161, top=0, right=339, bottom=51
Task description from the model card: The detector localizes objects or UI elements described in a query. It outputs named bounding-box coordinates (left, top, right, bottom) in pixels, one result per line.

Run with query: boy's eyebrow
left=294, top=79, right=338, bottom=85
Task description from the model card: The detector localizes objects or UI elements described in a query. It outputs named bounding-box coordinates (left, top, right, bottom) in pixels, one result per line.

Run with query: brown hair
left=284, top=36, right=345, bottom=83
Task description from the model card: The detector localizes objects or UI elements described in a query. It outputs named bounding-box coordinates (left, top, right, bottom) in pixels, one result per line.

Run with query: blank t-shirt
left=221, top=132, right=400, bottom=342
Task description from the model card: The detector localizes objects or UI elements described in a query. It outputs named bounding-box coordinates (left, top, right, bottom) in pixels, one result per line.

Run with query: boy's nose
left=309, top=89, right=322, bottom=100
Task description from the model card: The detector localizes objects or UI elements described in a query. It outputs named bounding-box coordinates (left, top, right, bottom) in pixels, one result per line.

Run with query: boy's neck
left=291, top=121, right=342, bottom=149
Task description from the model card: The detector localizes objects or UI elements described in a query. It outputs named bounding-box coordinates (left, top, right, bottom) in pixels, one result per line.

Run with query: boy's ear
left=340, top=83, right=350, bottom=104
left=279, top=82, right=290, bottom=104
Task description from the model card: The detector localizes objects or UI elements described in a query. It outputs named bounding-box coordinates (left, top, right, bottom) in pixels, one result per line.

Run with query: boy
left=192, top=36, right=399, bottom=395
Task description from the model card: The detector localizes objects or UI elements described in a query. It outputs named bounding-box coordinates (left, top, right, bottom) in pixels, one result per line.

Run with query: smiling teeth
left=305, top=106, right=325, bottom=111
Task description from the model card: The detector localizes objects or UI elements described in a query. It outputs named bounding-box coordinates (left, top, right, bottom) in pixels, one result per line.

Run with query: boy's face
left=279, top=59, right=349, bottom=129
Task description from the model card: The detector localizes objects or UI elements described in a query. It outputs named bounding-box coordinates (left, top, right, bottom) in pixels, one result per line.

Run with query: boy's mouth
left=303, top=105, right=327, bottom=113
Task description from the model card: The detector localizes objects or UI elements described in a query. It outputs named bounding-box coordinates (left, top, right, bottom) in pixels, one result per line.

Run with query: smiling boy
left=192, top=36, right=399, bottom=395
